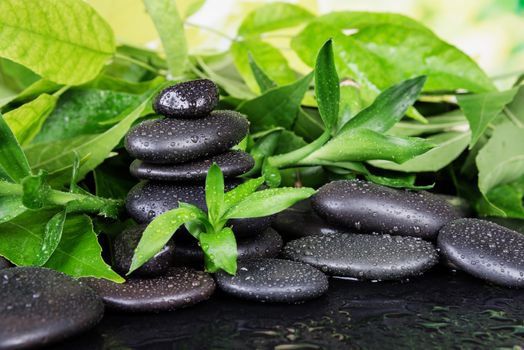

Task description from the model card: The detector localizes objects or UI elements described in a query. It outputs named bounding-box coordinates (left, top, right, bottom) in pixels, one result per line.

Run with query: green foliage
left=314, top=40, right=339, bottom=133
left=0, top=114, right=31, bottom=183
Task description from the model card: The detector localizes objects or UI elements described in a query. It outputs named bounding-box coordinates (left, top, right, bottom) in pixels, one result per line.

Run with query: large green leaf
left=237, top=2, right=314, bottom=36
left=0, top=0, right=115, bottom=85
left=237, top=72, right=313, bottom=132
left=369, top=131, right=470, bottom=172
left=231, top=39, right=295, bottom=93
left=0, top=114, right=31, bottom=183
left=314, top=39, right=339, bottom=133
left=303, top=128, right=434, bottom=164
left=4, top=94, right=57, bottom=145
left=143, top=0, right=187, bottom=77
left=457, top=87, right=520, bottom=148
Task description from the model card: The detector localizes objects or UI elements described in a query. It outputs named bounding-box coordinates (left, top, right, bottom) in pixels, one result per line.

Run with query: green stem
left=418, top=95, right=458, bottom=104
left=268, top=130, right=331, bottom=169
left=185, top=22, right=235, bottom=41
left=114, top=53, right=164, bottom=75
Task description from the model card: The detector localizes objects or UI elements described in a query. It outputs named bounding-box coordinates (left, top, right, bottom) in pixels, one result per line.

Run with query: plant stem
left=185, top=22, right=235, bottom=41
left=114, top=53, right=164, bottom=75
left=418, top=95, right=458, bottom=104
left=268, top=130, right=331, bottom=168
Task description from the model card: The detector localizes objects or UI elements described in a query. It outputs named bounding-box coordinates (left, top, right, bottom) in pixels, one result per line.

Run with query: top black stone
left=153, top=79, right=219, bottom=118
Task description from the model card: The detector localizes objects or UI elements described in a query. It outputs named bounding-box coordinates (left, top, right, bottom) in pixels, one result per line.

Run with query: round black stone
left=126, top=180, right=271, bottom=238
left=312, top=180, right=460, bottom=240
left=113, top=225, right=175, bottom=277
left=172, top=228, right=283, bottom=267
left=125, top=110, right=249, bottom=164
left=83, top=267, right=215, bottom=312
left=129, top=150, right=254, bottom=181
left=0, top=256, right=11, bottom=269
left=272, top=199, right=345, bottom=241
left=153, top=79, right=219, bottom=118
left=282, top=234, right=438, bottom=280
left=0, top=267, right=104, bottom=349
left=215, top=259, right=329, bottom=303
left=438, top=218, right=524, bottom=288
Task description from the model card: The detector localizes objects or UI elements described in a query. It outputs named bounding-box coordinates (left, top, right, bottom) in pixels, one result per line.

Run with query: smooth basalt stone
left=130, top=150, right=255, bottom=181
left=153, top=79, right=219, bottom=118
left=215, top=259, right=329, bottom=303
left=312, top=180, right=460, bottom=240
left=0, top=256, right=11, bottom=269
left=0, top=267, right=104, bottom=349
left=125, top=110, right=249, bottom=164
left=172, top=228, right=283, bottom=266
left=113, top=225, right=175, bottom=277
left=283, top=234, right=438, bottom=280
left=272, top=199, right=345, bottom=241
left=438, top=218, right=524, bottom=288
left=84, top=267, right=215, bottom=312
left=126, top=180, right=271, bottom=237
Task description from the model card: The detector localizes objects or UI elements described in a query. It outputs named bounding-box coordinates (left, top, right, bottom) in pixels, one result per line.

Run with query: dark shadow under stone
left=0, top=256, right=11, bottom=269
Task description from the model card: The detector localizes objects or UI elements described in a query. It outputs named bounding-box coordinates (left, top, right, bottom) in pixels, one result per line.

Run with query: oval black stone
left=312, top=180, right=460, bottom=240
left=438, top=218, right=524, bottom=288
left=272, top=199, right=345, bottom=241
left=130, top=150, right=254, bottom=181
left=0, top=256, right=11, bottom=269
left=172, top=228, right=283, bottom=267
left=125, top=110, right=249, bottom=164
left=282, top=234, right=438, bottom=280
left=83, top=267, right=215, bottom=312
left=215, top=259, right=329, bottom=303
left=113, top=225, right=175, bottom=277
left=0, top=267, right=104, bottom=349
left=126, top=180, right=271, bottom=237
left=153, top=79, right=219, bottom=118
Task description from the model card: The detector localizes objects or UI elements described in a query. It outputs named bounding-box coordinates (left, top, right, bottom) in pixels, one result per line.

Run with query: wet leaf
left=199, top=227, right=237, bottom=275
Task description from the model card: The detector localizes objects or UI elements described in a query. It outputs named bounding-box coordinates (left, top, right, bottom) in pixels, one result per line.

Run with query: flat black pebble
left=125, top=110, right=249, bottom=164
left=126, top=180, right=271, bottom=237
left=438, top=218, right=524, bottom=288
left=113, top=225, right=175, bottom=277
left=312, top=180, right=460, bottom=240
left=172, top=228, right=283, bottom=266
left=0, top=267, right=104, bottom=349
left=83, top=267, right=215, bottom=312
left=129, top=150, right=254, bottom=181
left=0, top=256, right=11, bottom=269
left=215, top=259, right=328, bottom=303
left=282, top=234, right=438, bottom=280
left=153, top=79, right=219, bottom=118
left=272, top=199, right=345, bottom=241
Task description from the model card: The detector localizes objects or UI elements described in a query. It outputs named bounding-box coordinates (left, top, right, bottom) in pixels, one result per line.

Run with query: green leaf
left=479, top=176, right=524, bottom=218
left=365, top=173, right=433, bottom=190
left=389, top=111, right=467, bottom=137
left=93, top=156, right=137, bottom=200
left=34, top=89, right=141, bottom=143
left=303, top=128, right=434, bottom=164
left=0, top=194, right=25, bottom=224
left=337, top=81, right=363, bottom=132
left=199, top=227, right=237, bottom=275
left=232, top=40, right=295, bottom=93
left=4, top=94, right=57, bottom=145
left=457, top=88, right=520, bottom=148
left=129, top=207, right=200, bottom=274
left=223, top=177, right=265, bottom=209
left=0, top=0, right=115, bottom=85
left=225, top=187, right=315, bottom=219
left=248, top=54, right=277, bottom=93
left=238, top=2, right=314, bottom=37
left=0, top=114, right=31, bottom=183
left=369, top=131, right=470, bottom=172
left=315, top=39, right=339, bottom=133
left=237, top=72, right=313, bottom=132
left=34, top=210, right=66, bottom=266
left=21, top=170, right=50, bottom=209
left=205, top=164, right=225, bottom=224
left=0, top=79, right=61, bottom=108
left=341, top=76, right=427, bottom=133
left=245, top=130, right=282, bottom=176
left=262, top=159, right=281, bottom=188
left=178, top=0, right=206, bottom=19
left=144, top=0, right=187, bottom=77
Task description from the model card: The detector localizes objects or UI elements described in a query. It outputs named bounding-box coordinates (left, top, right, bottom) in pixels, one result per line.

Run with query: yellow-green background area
left=88, top=0, right=524, bottom=80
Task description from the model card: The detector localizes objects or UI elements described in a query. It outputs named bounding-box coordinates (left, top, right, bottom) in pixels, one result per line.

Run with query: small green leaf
left=262, top=159, right=281, bottom=188
left=0, top=0, right=116, bottom=85
left=315, top=39, right=339, bottom=133
left=0, top=114, right=31, bottom=183
left=224, top=177, right=265, bottom=209
left=205, top=164, right=225, bottom=224
left=341, top=76, right=427, bottom=133
left=238, top=2, right=314, bottom=37
left=199, top=227, right=237, bottom=275
left=4, top=94, right=57, bottom=145
left=129, top=207, right=200, bottom=274
left=304, top=128, right=434, bottom=164
left=34, top=210, right=66, bottom=266
left=245, top=130, right=282, bottom=176
left=21, top=170, right=50, bottom=209
left=225, top=187, right=315, bottom=219
left=143, top=0, right=187, bottom=77
left=248, top=53, right=277, bottom=93
left=237, top=72, right=313, bottom=132
left=457, top=87, right=520, bottom=148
